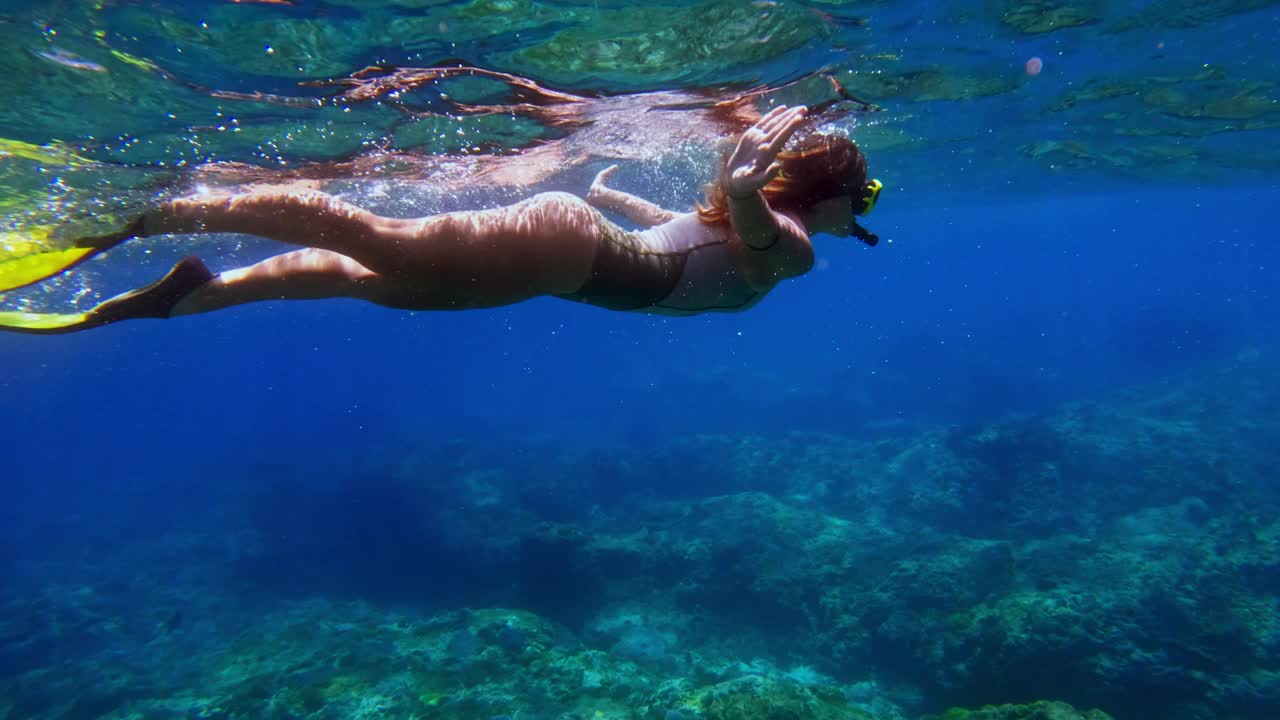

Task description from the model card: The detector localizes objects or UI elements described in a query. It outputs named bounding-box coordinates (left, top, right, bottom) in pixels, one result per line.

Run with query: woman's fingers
left=762, top=105, right=803, bottom=134
left=768, top=106, right=806, bottom=139
left=747, top=104, right=788, bottom=137
left=754, top=104, right=790, bottom=132
left=593, top=164, right=619, bottom=185
left=754, top=104, right=809, bottom=135
left=587, top=164, right=619, bottom=202
left=750, top=105, right=806, bottom=153
left=767, top=106, right=807, bottom=153
left=728, top=104, right=808, bottom=195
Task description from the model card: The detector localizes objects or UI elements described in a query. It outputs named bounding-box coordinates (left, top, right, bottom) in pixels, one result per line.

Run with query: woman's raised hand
left=725, top=105, right=807, bottom=199
left=586, top=164, right=619, bottom=207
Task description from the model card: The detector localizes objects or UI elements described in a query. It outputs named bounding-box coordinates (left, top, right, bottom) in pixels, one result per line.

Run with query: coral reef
left=3, top=351, right=1279, bottom=719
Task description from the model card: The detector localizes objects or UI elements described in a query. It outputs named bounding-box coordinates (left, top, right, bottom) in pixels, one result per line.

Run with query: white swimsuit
left=558, top=213, right=766, bottom=314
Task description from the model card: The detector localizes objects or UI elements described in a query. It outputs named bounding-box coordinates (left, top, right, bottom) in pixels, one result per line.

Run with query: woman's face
left=800, top=195, right=855, bottom=238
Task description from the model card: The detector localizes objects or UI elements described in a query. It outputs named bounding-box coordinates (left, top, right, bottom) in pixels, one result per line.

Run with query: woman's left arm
left=586, top=165, right=678, bottom=228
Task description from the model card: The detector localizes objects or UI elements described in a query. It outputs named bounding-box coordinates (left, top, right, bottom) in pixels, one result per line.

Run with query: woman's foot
left=91, top=256, right=215, bottom=324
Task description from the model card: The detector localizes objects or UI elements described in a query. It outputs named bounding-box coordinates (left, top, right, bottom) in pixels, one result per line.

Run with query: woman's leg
left=3, top=189, right=615, bottom=332
left=141, top=189, right=414, bottom=275
left=146, top=190, right=606, bottom=304
left=0, top=246, right=518, bottom=334
left=171, top=248, right=384, bottom=316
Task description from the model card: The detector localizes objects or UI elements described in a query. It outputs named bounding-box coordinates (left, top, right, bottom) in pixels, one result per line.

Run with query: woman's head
left=761, top=132, right=868, bottom=210
left=698, top=132, right=876, bottom=237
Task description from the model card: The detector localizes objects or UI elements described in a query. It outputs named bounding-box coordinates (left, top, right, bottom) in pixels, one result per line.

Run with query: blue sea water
left=2, top=2, right=1279, bottom=720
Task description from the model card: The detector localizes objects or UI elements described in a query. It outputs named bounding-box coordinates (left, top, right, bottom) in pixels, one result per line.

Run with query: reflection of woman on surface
left=0, top=105, right=882, bottom=333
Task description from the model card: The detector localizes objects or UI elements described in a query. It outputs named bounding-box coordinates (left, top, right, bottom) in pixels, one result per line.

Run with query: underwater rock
left=841, top=68, right=1018, bottom=103
left=1145, top=83, right=1278, bottom=121
left=1034, top=63, right=1277, bottom=177
left=7, top=352, right=1280, bottom=719
left=491, top=354, right=1280, bottom=720
left=876, top=537, right=1016, bottom=611
left=588, top=603, right=687, bottom=672
left=928, top=700, right=1114, bottom=720
left=871, top=501, right=1280, bottom=717
left=1001, top=1, right=1098, bottom=34
left=611, top=627, right=676, bottom=667
left=503, top=2, right=828, bottom=85
left=1110, top=0, right=1278, bottom=31
left=654, top=674, right=875, bottom=720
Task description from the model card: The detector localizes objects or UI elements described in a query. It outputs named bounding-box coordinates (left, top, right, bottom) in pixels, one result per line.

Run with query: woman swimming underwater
left=0, top=105, right=883, bottom=333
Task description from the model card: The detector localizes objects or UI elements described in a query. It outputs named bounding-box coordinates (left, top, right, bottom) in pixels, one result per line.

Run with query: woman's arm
left=723, top=105, right=815, bottom=284
left=730, top=192, right=814, bottom=284
left=722, top=105, right=809, bottom=248
left=586, top=165, right=678, bottom=228
left=727, top=190, right=782, bottom=250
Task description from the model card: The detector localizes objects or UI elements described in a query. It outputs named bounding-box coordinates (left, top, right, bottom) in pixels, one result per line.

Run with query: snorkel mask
left=857, top=178, right=882, bottom=216
left=851, top=178, right=883, bottom=246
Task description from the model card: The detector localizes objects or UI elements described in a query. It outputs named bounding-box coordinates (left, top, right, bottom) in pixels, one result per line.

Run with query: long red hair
left=697, top=133, right=868, bottom=225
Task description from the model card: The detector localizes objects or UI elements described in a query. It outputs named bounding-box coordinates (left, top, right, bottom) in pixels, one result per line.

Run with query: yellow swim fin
left=0, top=256, right=214, bottom=335
left=0, top=309, right=92, bottom=334
left=0, top=246, right=98, bottom=293
left=0, top=218, right=143, bottom=293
